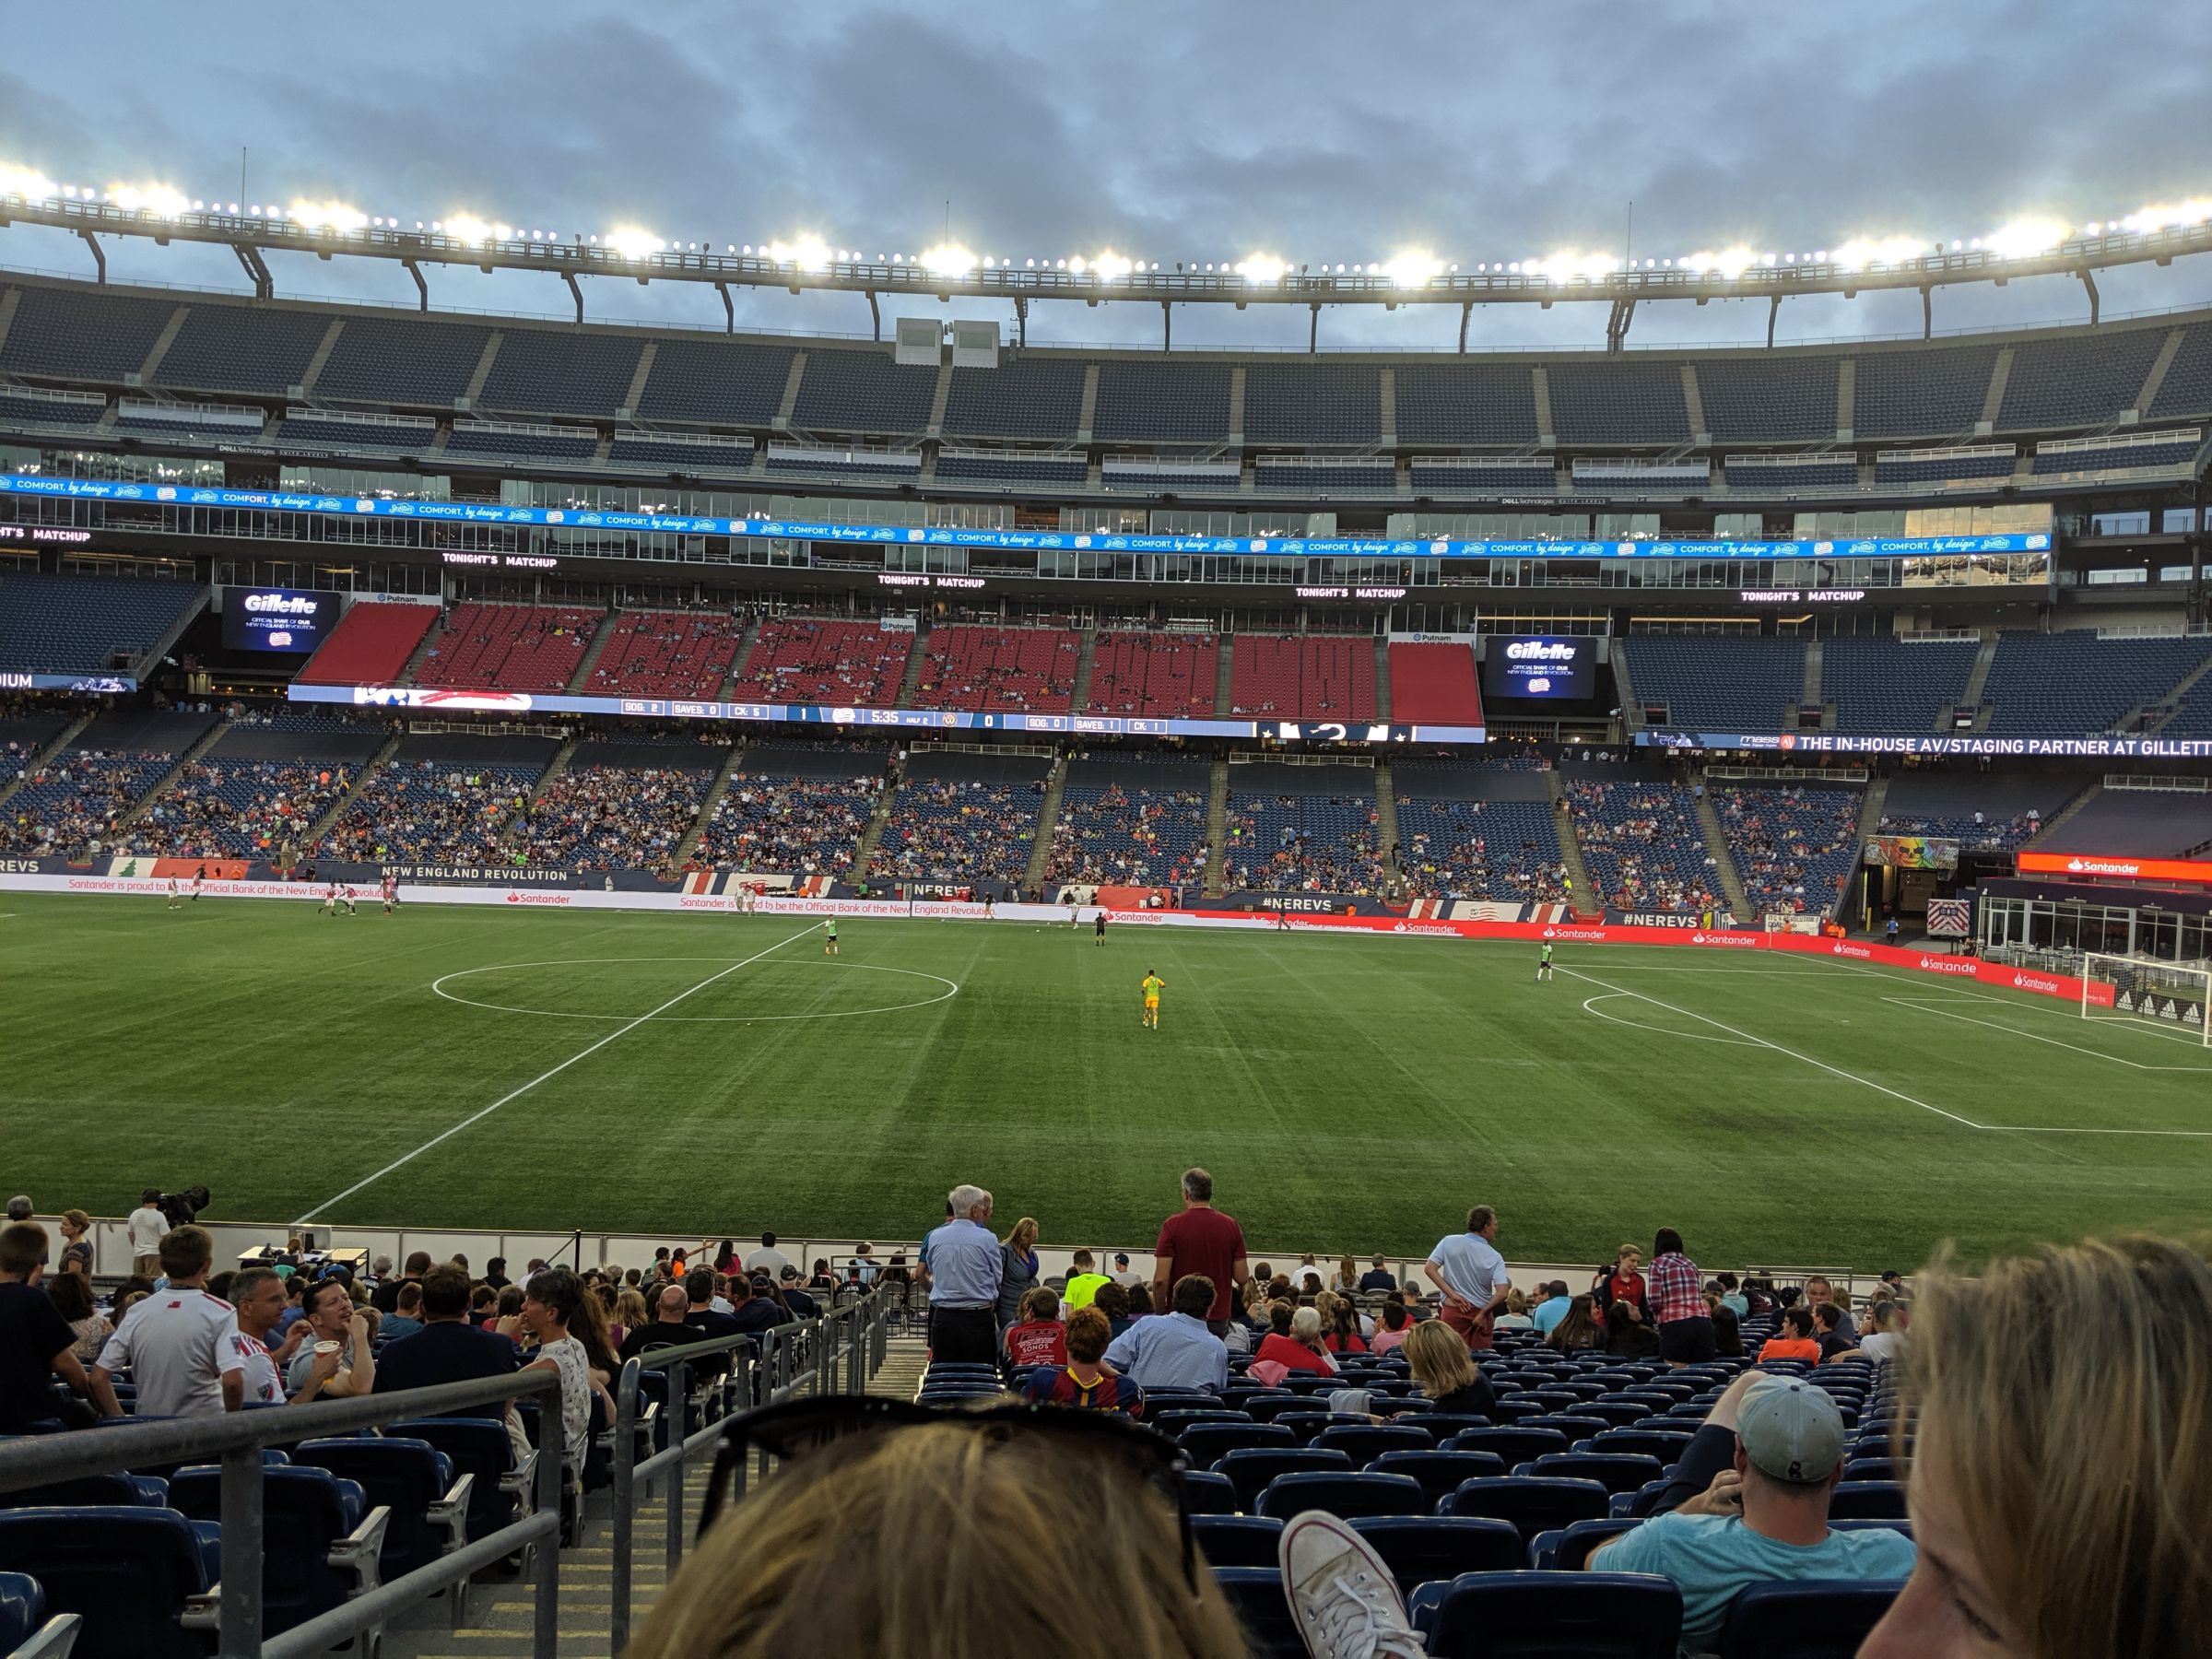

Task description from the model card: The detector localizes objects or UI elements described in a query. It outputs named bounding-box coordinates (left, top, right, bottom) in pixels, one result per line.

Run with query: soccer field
left=4, top=893, right=2206, bottom=1268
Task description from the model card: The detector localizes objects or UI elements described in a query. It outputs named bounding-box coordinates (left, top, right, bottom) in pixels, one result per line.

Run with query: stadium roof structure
left=6, top=185, right=2212, bottom=351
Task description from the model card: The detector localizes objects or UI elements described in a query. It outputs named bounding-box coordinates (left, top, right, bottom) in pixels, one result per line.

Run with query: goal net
left=2081, top=953, right=2212, bottom=1047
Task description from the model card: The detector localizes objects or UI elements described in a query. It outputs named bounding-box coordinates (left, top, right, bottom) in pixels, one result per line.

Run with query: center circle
left=429, top=956, right=959, bottom=1024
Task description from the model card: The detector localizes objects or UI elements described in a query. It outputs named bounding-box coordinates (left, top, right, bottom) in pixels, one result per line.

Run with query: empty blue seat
left=1409, top=1570, right=1683, bottom=1658
left=1841, top=1455, right=1900, bottom=1483
left=387, top=1418, right=532, bottom=1544
left=1209, top=1566, right=1305, bottom=1659
left=1216, top=1448, right=1352, bottom=1512
left=1312, top=1423, right=1436, bottom=1462
left=0, top=1473, right=168, bottom=1509
left=0, top=1572, right=67, bottom=1657
left=1365, top=1450, right=1507, bottom=1505
left=1178, top=1422, right=1295, bottom=1467
left=1189, top=1513, right=1284, bottom=1568
left=1525, top=1453, right=1666, bottom=1495
left=167, top=1465, right=384, bottom=1639
left=1255, top=1471, right=1427, bottom=1522
left=1441, top=1477, right=1612, bottom=1541
left=1443, top=1427, right=1570, bottom=1469
left=1348, top=1515, right=1523, bottom=1595
left=1521, top=1414, right=1610, bottom=1441
left=1529, top=1517, right=1641, bottom=1571
left=1179, top=1469, right=1239, bottom=1516
left=1153, top=1409, right=1253, bottom=1439
left=293, top=1436, right=469, bottom=1582
left=1389, top=1411, right=1491, bottom=1440
left=1591, top=1429, right=1695, bottom=1465
left=0, top=1508, right=219, bottom=1659
left=1577, top=1400, right=1656, bottom=1428
left=1715, top=1578, right=1908, bottom=1658
left=1828, top=1481, right=1909, bottom=1521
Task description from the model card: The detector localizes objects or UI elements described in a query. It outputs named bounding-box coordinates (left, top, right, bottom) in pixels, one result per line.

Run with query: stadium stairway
left=673, top=741, right=750, bottom=870
left=1690, top=775, right=1755, bottom=922
left=499, top=735, right=581, bottom=848
left=894, top=623, right=931, bottom=706
left=395, top=614, right=449, bottom=688
left=2138, top=650, right=2212, bottom=735
left=1374, top=760, right=1400, bottom=864
left=0, top=712, right=90, bottom=810
left=1374, top=636, right=1393, bottom=720
left=849, top=771, right=902, bottom=882
left=2021, top=779, right=2104, bottom=850
left=563, top=607, right=620, bottom=693
left=1611, top=647, right=1642, bottom=735
left=1204, top=756, right=1230, bottom=898
left=1213, top=641, right=1236, bottom=716
left=111, top=719, right=231, bottom=835
left=1070, top=627, right=1100, bottom=711
left=1544, top=768, right=1598, bottom=915
left=1847, top=779, right=1888, bottom=923
left=1953, top=636, right=2000, bottom=727
left=299, top=730, right=403, bottom=856
left=1800, top=641, right=1826, bottom=725
left=714, top=617, right=763, bottom=700
left=1024, top=756, right=1070, bottom=896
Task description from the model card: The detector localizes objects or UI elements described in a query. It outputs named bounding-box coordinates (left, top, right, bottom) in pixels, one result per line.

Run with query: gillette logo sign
left=1506, top=641, right=1578, bottom=662
left=243, top=593, right=320, bottom=616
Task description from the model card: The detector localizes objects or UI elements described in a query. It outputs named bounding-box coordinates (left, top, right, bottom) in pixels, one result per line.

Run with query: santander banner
left=2016, top=851, right=2212, bottom=885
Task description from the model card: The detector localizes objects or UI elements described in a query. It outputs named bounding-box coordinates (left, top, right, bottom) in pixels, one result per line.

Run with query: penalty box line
left=293, top=922, right=820, bottom=1225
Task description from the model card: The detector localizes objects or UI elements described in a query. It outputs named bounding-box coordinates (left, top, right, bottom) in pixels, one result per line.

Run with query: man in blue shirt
left=373, top=1265, right=519, bottom=1408
left=1531, top=1279, right=1573, bottom=1335
left=1591, top=1371, right=1915, bottom=1653
left=921, top=1184, right=1003, bottom=1364
left=1101, top=1276, right=1229, bottom=1392
left=1357, top=1256, right=1397, bottom=1294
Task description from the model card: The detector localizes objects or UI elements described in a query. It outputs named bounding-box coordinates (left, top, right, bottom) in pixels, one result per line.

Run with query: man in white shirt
left=126, top=1188, right=171, bottom=1278
left=1849, top=1300, right=1907, bottom=1365
left=1110, top=1253, right=1144, bottom=1288
left=229, top=1266, right=316, bottom=1405
left=94, top=1226, right=245, bottom=1418
left=742, top=1231, right=792, bottom=1279
left=1423, top=1204, right=1512, bottom=1350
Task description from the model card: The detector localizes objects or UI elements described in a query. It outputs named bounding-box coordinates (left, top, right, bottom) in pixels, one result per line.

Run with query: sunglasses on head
left=698, top=1395, right=1199, bottom=1591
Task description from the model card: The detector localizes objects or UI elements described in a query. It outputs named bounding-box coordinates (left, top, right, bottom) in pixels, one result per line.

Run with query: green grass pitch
left=4, top=893, right=2206, bottom=1269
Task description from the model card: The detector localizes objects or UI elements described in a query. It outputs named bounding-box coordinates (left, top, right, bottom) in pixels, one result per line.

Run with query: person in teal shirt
left=1591, top=1371, right=1915, bottom=1654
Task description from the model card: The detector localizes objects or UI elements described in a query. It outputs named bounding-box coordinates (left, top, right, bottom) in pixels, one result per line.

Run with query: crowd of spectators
left=1044, top=781, right=1208, bottom=888
left=1719, top=785, right=1863, bottom=916
left=1393, top=798, right=1568, bottom=903
left=514, top=765, right=715, bottom=874
left=1566, top=778, right=1724, bottom=913
left=1877, top=807, right=2041, bottom=851
left=0, top=749, right=171, bottom=853
left=691, top=773, right=880, bottom=876
left=866, top=778, right=1041, bottom=885
left=126, top=760, right=351, bottom=857
left=1220, top=794, right=1386, bottom=895
left=320, top=759, right=536, bottom=864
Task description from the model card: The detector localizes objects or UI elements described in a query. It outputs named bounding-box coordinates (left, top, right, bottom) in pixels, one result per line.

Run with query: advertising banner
left=1482, top=637, right=1596, bottom=701
left=1641, top=729, right=2212, bottom=760
left=2016, top=851, right=2212, bottom=884
left=1864, top=836, right=1959, bottom=871
left=0, top=671, right=136, bottom=693
left=221, top=587, right=343, bottom=654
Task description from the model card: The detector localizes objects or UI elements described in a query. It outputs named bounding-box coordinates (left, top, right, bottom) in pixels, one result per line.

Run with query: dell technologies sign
left=1483, top=636, right=1594, bottom=701
left=222, top=587, right=342, bottom=654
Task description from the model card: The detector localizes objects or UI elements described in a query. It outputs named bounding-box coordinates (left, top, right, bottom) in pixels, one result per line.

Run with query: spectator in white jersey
left=93, top=1225, right=244, bottom=1418
left=228, top=1266, right=318, bottom=1406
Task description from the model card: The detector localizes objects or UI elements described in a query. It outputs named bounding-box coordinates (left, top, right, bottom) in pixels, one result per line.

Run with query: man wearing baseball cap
left=1591, top=1370, right=1916, bottom=1653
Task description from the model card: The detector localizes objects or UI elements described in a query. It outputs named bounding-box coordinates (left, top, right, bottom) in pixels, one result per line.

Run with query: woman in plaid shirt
left=1648, top=1228, right=1717, bottom=1367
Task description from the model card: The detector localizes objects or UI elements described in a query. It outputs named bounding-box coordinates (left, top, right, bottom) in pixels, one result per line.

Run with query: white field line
left=292, top=923, right=819, bottom=1223
left=1559, top=964, right=2212, bottom=1138
left=1880, top=994, right=2212, bottom=1075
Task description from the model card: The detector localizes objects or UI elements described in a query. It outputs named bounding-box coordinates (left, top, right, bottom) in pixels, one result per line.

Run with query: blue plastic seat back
left=390, top=1417, right=517, bottom=1542
left=1400, top=1412, right=1492, bottom=1441
left=293, top=1436, right=451, bottom=1579
left=1409, top=1570, right=1684, bottom=1658
left=1254, top=1470, right=1426, bottom=1521
left=1525, top=1452, right=1666, bottom=1495
left=1442, top=1427, right=1570, bottom=1469
left=1188, top=1513, right=1284, bottom=1568
left=1215, top=1447, right=1351, bottom=1511
left=1347, top=1515, right=1523, bottom=1596
left=1529, top=1517, right=1641, bottom=1571
left=1577, top=1399, right=1656, bottom=1427
left=0, top=1508, right=215, bottom=1659
left=1312, top=1423, right=1436, bottom=1462
left=1441, top=1476, right=1613, bottom=1541
left=1715, top=1578, right=1908, bottom=1659
left=1151, top=1409, right=1253, bottom=1439
left=1178, top=1469, right=1239, bottom=1516
left=0, top=1572, right=42, bottom=1653
left=1365, top=1450, right=1507, bottom=1506
left=1177, top=1421, right=1295, bottom=1467
left=1208, top=1566, right=1306, bottom=1659
left=0, top=1472, right=169, bottom=1509
left=1828, top=1480, right=1909, bottom=1521
left=169, top=1465, right=365, bottom=1636
left=1589, top=1429, right=1694, bottom=1465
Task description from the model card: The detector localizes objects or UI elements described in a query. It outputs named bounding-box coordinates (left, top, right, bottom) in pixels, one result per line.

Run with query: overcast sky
left=2, top=0, right=2208, bottom=354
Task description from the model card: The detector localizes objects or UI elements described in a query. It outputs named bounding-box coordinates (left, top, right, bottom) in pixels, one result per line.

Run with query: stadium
left=2, top=12, right=2210, bottom=1655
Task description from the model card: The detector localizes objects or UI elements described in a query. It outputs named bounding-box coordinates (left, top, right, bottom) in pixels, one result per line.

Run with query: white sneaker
left=1279, top=1510, right=1429, bottom=1659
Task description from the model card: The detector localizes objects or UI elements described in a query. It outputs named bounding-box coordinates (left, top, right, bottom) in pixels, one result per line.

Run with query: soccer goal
left=2081, top=953, right=2212, bottom=1046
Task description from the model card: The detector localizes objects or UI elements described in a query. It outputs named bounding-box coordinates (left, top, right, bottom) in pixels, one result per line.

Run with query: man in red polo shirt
left=1151, top=1168, right=1249, bottom=1335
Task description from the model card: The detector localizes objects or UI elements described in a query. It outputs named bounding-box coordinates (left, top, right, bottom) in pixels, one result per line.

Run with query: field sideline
left=4, top=892, right=2206, bottom=1268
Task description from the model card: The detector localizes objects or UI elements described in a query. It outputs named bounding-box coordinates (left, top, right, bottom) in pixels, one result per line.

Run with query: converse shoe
left=1279, top=1509, right=1429, bottom=1658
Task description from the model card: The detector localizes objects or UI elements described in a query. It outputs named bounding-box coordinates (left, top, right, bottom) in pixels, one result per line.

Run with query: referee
left=922, top=1185, right=1003, bottom=1363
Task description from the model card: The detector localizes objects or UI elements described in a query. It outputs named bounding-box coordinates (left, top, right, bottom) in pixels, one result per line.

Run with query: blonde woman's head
left=1401, top=1318, right=1477, bottom=1399
left=627, top=1417, right=1248, bottom=1659
left=1006, top=1217, right=1038, bottom=1254
left=1861, top=1235, right=2212, bottom=1659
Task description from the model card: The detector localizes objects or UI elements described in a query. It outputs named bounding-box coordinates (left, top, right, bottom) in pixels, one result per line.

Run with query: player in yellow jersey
left=1140, top=970, right=1164, bottom=1030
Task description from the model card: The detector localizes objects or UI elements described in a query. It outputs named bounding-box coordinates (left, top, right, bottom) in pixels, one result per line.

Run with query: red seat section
left=1230, top=635, right=1376, bottom=720
left=1387, top=642, right=1484, bottom=724
left=1085, top=631, right=1219, bottom=717
left=296, top=601, right=438, bottom=686
left=912, top=625, right=1080, bottom=713
left=585, top=612, right=746, bottom=699
left=414, top=604, right=604, bottom=692
left=735, top=618, right=913, bottom=707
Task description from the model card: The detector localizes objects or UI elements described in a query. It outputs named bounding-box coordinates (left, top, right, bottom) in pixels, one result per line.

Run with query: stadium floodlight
left=2120, top=196, right=2212, bottom=233
left=606, top=227, right=665, bottom=260
left=443, top=213, right=496, bottom=244
left=108, top=182, right=189, bottom=218
left=1088, top=251, right=1134, bottom=281
left=1534, top=251, right=1615, bottom=284
left=766, top=235, right=831, bottom=271
left=922, top=242, right=976, bottom=276
left=1384, top=252, right=1442, bottom=288
left=0, top=164, right=60, bottom=201
left=1831, top=235, right=1927, bottom=271
left=1236, top=255, right=1288, bottom=285
left=288, top=199, right=369, bottom=233
left=1984, top=218, right=2069, bottom=259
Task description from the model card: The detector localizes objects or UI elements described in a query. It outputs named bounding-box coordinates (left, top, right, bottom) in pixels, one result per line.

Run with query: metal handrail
left=606, top=1291, right=888, bottom=1650
left=0, top=1369, right=567, bottom=1659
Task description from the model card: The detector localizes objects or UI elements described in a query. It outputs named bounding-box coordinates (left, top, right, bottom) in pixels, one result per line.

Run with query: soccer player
left=339, top=884, right=359, bottom=917
left=321, top=881, right=340, bottom=917
left=380, top=874, right=398, bottom=914
left=166, top=877, right=182, bottom=911
left=1140, top=970, right=1164, bottom=1030
left=190, top=865, right=206, bottom=901
left=1536, top=940, right=1554, bottom=982
left=1095, top=909, right=1109, bottom=947
left=823, top=918, right=839, bottom=957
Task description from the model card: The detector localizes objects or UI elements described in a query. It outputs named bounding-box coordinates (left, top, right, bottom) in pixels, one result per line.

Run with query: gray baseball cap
left=1737, top=1375, right=1845, bottom=1485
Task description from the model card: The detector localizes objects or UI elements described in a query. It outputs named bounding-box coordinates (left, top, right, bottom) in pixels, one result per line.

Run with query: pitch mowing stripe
left=291, top=922, right=820, bottom=1223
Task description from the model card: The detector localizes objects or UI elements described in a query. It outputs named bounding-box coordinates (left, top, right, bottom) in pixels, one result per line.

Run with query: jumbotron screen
left=221, top=587, right=343, bottom=653
left=1482, top=635, right=1596, bottom=700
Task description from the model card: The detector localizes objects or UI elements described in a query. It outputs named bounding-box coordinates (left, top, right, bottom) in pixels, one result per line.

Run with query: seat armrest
left=429, top=1472, right=476, bottom=1553
left=329, top=1504, right=391, bottom=1595
left=182, top=1588, right=221, bottom=1632
left=502, top=1449, right=539, bottom=1506
left=12, top=1613, right=83, bottom=1659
